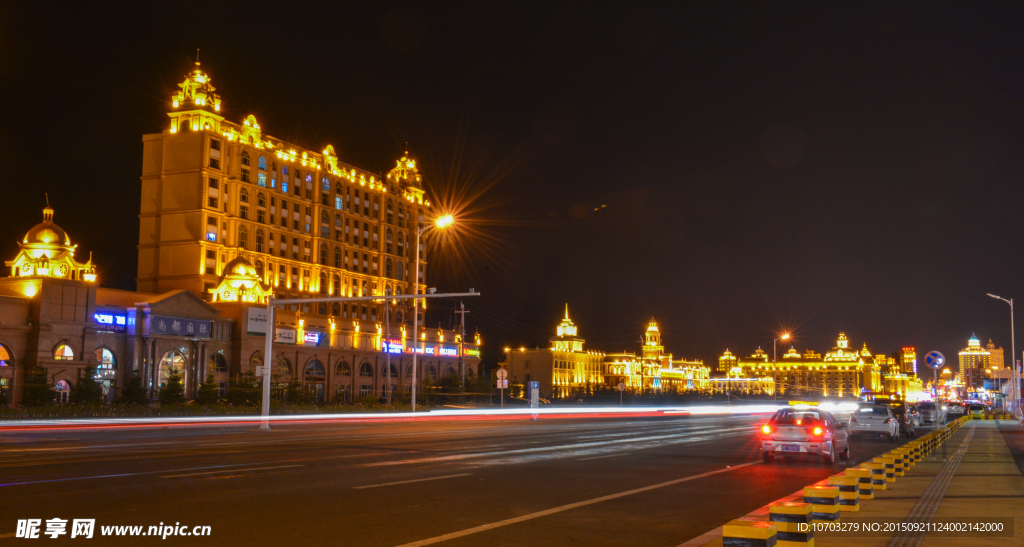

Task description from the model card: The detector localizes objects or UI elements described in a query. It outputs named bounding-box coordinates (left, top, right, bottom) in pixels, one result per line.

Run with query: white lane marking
left=577, top=453, right=628, bottom=461
left=160, top=464, right=302, bottom=478
left=394, top=461, right=760, bottom=547
left=353, top=473, right=472, bottom=490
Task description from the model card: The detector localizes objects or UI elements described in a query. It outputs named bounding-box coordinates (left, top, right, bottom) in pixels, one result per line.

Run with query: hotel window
left=208, top=177, right=219, bottom=189
left=241, top=151, right=250, bottom=166
left=333, top=247, right=341, bottom=268
left=206, top=217, right=218, bottom=242
left=257, top=192, right=266, bottom=208
left=332, top=274, right=341, bottom=296
left=386, top=258, right=392, bottom=278
left=282, top=181, right=289, bottom=193
left=282, top=166, right=288, bottom=175
left=258, top=156, right=267, bottom=171
left=256, top=230, right=265, bottom=253
left=335, top=196, right=343, bottom=210
left=398, top=205, right=405, bottom=227
left=210, top=139, right=221, bottom=151
left=242, top=168, right=250, bottom=182
left=319, top=244, right=327, bottom=265
left=386, top=229, right=393, bottom=254
left=362, top=253, right=369, bottom=273
left=209, top=157, right=220, bottom=169
left=258, top=173, right=267, bottom=187
left=321, top=177, right=330, bottom=192
left=208, top=196, right=218, bottom=208
left=240, top=205, right=249, bottom=220
left=238, top=225, right=248, bottom=249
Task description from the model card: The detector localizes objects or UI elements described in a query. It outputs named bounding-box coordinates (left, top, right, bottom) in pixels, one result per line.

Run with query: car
left=759, top=406, right=850, bottom=464
left=907, top=404, right=922, bottom=427
left=890, top=402, right=916, bottom=437
left=966, top=403, right=985, bottom=417
left=849, top=404, right=900, bottom=442
left=916, top=401, right=946, bottom=424
left=946, top=402, right=964, bottom=416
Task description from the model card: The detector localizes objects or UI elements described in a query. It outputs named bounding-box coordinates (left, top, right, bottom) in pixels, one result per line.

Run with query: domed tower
left=6, top=205, right=96, bottom=282
left=642, top=319, right=664, bottom=360
left=208, top=256, right=274, bottom=304
left=387, top=150, right=426, bottom=204
left=168, top=61, right=224, bottom=134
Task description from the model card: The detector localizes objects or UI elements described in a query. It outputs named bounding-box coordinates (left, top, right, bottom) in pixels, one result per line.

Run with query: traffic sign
left=617, top=382, right=626, bottom=392
left=925, top=351, right=945, bottom=369
left=496, top=368, right=508, bottom=380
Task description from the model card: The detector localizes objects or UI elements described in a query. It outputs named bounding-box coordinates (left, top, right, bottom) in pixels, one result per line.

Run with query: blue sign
left=150, top=315, right=212, bottom=338
left=925, top=351, right=945, bottom=369
left=94, top=312, right=127, bottom=332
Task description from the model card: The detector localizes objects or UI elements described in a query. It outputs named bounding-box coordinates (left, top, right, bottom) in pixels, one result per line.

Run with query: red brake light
left=796, top=419, right=802, bottom=425
left=813, top=427, right=823, bottom=436
left=762, top=425, right=772, bottom=435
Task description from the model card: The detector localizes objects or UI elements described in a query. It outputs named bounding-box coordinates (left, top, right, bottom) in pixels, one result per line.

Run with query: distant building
left=893, top=347, right=917, bottom=375
left=957, top=334, right=990, bottom=389
left=718, top=349, right=739, bottom=373
left=985, top=339, right=1004, bottom=378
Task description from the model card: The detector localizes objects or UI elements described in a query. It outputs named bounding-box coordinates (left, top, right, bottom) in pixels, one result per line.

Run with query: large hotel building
left=0, top=63, right=478, bottom=406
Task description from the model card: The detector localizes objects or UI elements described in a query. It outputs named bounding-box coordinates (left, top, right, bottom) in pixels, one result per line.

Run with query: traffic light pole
left=259, top=291, right=480, bottom=431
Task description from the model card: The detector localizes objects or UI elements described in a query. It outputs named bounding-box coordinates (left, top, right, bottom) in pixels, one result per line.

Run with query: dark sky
left=2, top=2, right=1023, bottom=375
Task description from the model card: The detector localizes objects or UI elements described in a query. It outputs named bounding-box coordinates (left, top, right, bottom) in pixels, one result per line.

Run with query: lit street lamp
left=986, top=294, right=1017, bottom=414
left=411, top=214, right=455, bottom=411
left=773, top=333, right=789, bottom=400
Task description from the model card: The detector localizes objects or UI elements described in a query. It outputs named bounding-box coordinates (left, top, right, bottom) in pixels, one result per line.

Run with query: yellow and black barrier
left=804, top=485, right=840, bottom=523
left=861, top=462, right=887, bottom=491
left=723, top=520, right=777, bottom=547
left=769, top=502, right=813, bottom=547
left=828, top=474, right=860, bottom=512
left=873, top=455, right=896, bottom=483
left=845, top=467, right=873, bottom=499
left=889, top=451, right=905, bottom=476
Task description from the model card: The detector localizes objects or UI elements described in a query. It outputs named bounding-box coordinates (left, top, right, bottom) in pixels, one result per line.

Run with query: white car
left=759, top=407, right=850, bottom=464
left=848, top=404, right=900, bottom=442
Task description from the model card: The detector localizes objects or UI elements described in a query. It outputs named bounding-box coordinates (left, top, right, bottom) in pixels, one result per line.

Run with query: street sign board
left=617, top=382, right=626, bottom=392
left=496, top=368, right=508, bottom=380
left=924, top=351, right=945, bottom=369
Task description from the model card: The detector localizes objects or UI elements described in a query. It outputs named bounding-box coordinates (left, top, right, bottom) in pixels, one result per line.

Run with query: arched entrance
left=158, top=350, right=187, bottom=392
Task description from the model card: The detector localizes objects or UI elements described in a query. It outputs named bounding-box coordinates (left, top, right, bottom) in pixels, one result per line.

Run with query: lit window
left=322, top=177, right=330, bottom=192
left=335, top=196, right=343, bottom=210
left=209, top=157, right=220, bottom=169
left=239, top=225, right=248, bottom=249
left=54, top=343, right=75, bottom=361
left=258, top=173, right=267, bottom=187
left=258, top=156, right=267, bottom=171
left=282, top=166, right=288, bottom=175
left=282, top=182, right=289, bottom=193
left=0, top=345, right=12, bottom=367
left=95, top=348, right=116, bottom=369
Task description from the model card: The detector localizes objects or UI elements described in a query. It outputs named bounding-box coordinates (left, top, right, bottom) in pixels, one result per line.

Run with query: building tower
left=642, top=319, right=664, bottom=360
left=958, top=334, right=990, bottom=389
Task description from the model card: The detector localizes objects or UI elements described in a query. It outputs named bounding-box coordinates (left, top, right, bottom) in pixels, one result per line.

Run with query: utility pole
left=455, top=302, right=469, bottom=388
left=384, top=290, right=391, bottom=406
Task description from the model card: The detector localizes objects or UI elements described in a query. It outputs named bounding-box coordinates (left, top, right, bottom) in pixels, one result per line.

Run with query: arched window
left=386, top=258, right=392, bottom=278
left=319, top=243, right=328, bottom=265
left=332, top=274, right=340, bottom=296
left=336, top=360, right=351, bottom=375
left=320, top=210, right=328, bottom=224
left=95, top=348, right=116, bottom=369
left=258, top=156, right=267, bottom=171
left=241, top=150, right=250, bottom=166
left=54, top=342, right=75, bottom=361
left=332, top=302, right=340, bottom=316
left=256, top=229, right=265, bottom=253
left=250, top=353, right=263, bottom=370
left=277, top=356, right=292, bottom=374
left=359, top=362, right=373, bottom=377
left=209, top=353, right=228, bottom=372
left=321, top=177, right=330, bottom=192
left=333, top=248, right=341, bottom=268
left=255, top=259, right=264, bottom=278
left=305, top=360, right=325, bottom=380
left=426, top=366, right=437, bottom=380
left=406, top=365, right=414, bottom=378
left=443, top=365, right=456, bottom=378
left=397, top=233, right=404, bottom=257
left=466, top=367, right=474, bottom=377
left=382, top=364, right=398, bottom=378
left=240, top=188, right=249, bottom=203
left=158, top=350, right=186, bottom=388
left=55, top=380, right=71, bottom=403
left=257, top=192, right=266, bottom=207
left=396, top=311, right=403, bottom=324
left=0, top=344, right=12, bottom=367
left=396, top=261, right=404, bottom=281
left=319, top=272, right=328, bottom=294
left=335, top=214, right=342, bottom=227
left=386, top=229, right=393, bottom=254
left=239, top=225, right=248, bottom=249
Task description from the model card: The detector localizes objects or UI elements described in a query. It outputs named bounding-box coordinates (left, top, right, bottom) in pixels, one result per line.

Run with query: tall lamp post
left=773, top=333, right=790, bottom=400
left=411, top=214, right=455, bottom=412
left=986, top=294, right=1017, bottom=415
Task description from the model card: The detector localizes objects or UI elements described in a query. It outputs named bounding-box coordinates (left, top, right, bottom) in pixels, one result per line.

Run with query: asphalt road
left=0, top=414, right=936, bottom=546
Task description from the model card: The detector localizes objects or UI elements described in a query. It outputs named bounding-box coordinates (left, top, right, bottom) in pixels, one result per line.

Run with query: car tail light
left=850, top=416, right=858, bottom=424
left=762, top=425, right=772, bottom=435
left=883, top=418, right=892, bottom=424
left=813, top=427, right=823, bottom=436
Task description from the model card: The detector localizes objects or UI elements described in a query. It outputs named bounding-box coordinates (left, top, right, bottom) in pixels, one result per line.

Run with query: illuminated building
left=6, top=206, right=97, bottom=282
left=717, top=349, right=738, bottom=373
left=504, top=312, right=708, bottom=399
left=957, top=334, right=990, bottom=390
left=984, top=339, right=1004, bottom=378
left=726, top=333, right=882, bottom=397
left=893, top=347, right=917, bottom=375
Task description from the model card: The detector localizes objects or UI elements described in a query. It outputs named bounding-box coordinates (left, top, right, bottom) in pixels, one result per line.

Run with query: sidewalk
left=683, top=420, right=1024, bottom=547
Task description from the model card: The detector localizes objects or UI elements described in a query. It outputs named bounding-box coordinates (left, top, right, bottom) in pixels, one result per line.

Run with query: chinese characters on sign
left=17, top=519, right=95, bottom=539
left=149, top=316, right=212, bottom=338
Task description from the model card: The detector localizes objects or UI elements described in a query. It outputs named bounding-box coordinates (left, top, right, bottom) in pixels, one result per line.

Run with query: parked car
left=907, top=404, right=922, bottom=427
left=946, top=402, right=964, bottom=416
left=759, top=406, right=850, bottom=464
left=966, top=403, right=985, bottom=417
left=890, top=402, right=916, bottom=437
left=916, top=401, right=946, bottom=424
left=849, top=404, right=900, bottom=442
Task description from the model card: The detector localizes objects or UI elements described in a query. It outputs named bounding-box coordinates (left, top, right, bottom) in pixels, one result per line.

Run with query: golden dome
left=23, top=207, right=71, bottom=247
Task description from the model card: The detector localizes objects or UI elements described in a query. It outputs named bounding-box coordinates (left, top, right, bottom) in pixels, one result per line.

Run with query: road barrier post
left=769, top=502, right=813, bottom=546
left=722, top=520, right=777, bottom=547
left=804, top=485, right=840, bottom=523
left=844, top=468, right=873, bottom=500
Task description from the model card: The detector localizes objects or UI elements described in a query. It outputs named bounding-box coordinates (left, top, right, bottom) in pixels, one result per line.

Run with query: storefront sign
left=274, top=328, right=296, bottom=344
left=303, top=332, right=322, bottom=345
left=94, top=312, right=127, bottom=332
left=384, top=339, right=403, bottom=354
left=247, top=308, right=268, bottom=335
left=464, top=348, right=480, bottom=358
left=150, top=315, right=212, bottom=338
left=439, top=347, right=458, bottom=357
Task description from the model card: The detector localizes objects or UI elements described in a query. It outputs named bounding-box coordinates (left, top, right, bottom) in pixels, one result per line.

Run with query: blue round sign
left=924, top=351, right=945, bottom=369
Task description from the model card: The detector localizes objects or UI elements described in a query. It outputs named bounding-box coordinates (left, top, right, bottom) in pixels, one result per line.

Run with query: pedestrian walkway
left=683, top=420, right=1024, bottom=547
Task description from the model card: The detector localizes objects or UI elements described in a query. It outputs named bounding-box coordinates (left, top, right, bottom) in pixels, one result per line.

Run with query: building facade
left=985, top=339, right=1004, bottom=378
left=957, top=334, right=990, bottom=390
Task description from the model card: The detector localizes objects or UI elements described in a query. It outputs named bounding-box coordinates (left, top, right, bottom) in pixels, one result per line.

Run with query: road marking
left=577, top=453, right=627, bottom=461
left=394, top=461, right=759, bottom=547
left=160, top=464, right=302, bottom=478
left=353, top=473, right=472, bottom=489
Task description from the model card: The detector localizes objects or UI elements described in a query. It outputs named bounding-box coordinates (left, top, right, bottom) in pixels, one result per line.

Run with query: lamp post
left=986, top=294, right=1017, bottom=415
left=411, top=214, right=454, bottom=412
left=773, top=333, right=790, bottom=400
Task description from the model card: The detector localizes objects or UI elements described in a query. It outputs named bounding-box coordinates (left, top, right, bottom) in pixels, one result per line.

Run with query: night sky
left=2, top=2, right=1023, bottom=375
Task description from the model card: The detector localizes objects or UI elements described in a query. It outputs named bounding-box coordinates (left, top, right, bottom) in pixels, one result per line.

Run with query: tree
left=225, top=370, right=260, bottom=406
left=70, top=365, right=104, bottom=405
left=21, top=365, right=55, bottom=407
left=158, top=370, right=186, bottom=405
left=116, top=373, right=150, bottom=406
left=196, top=374, right=219, bottom=405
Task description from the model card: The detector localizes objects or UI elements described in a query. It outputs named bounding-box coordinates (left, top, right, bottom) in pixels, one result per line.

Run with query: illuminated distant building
left=958, top=334, right=990, bottom=390
left=727, top=333, right=882, bottom=397
left=893, top=347, right=917, bottom=375
left=718, top=349, right=738, bottom=373
left=985, top=339, right=1004, bottom=378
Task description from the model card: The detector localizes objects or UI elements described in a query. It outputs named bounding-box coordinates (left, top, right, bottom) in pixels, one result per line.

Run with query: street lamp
left=986, top=294, right=1017, bottom=415
left=410, top=214, right=455, bottom=411
left=773, top=333, right=790, bottom=400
